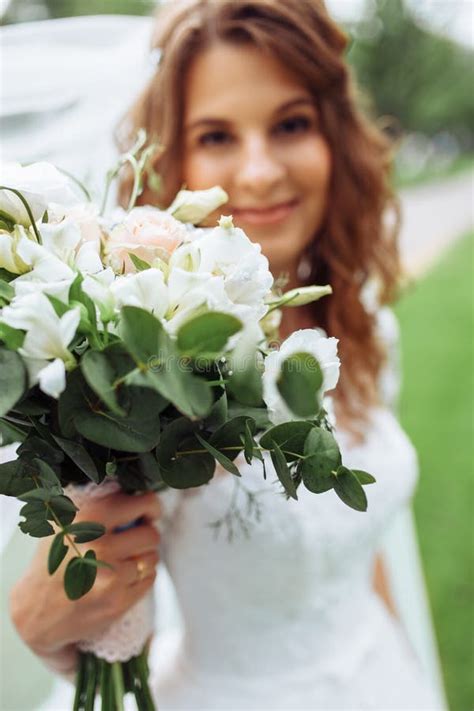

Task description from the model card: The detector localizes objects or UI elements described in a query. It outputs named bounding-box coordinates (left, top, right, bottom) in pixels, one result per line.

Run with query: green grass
left=395, top=231, right=474, bottom=711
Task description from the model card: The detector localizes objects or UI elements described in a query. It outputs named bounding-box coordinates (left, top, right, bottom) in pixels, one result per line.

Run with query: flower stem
left=110, top=662, right=126, bottom=711
left=0, top=186, right=43, bottom=243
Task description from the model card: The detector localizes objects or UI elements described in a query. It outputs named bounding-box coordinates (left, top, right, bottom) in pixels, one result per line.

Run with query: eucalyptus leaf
left=260, top=421, right=313, bottom=462
left=300, top=427, right=341, bottom=493
left=177, top=312, right=242, bottom=357
left=333, top=465, right=368, bottom=512
left=270, top=440, right=298, bottom=500
left=74, top=387, right=162, bottom=453
left=0, top=417, right=28, bottom=445
left=157, top=418, right=215, bottom=489
left=0, top=348, right=27, bottom=417
left=120, top=306, right=212, bottom=419
left=48, top=532, right=69, bottom=574
left=0, top=458, right=37, bottom=497
left=195, top=433, right=241, bottom=477
left=52, top=435, right=99, bottom=483
left=209, top=416, right=255, bottom=461
left=277, top=351, right=323, bottom=418
left=352, top=469, right=376, bottom=485
left=64, top=551, right=98, bottom=600
left=81, top=350, right=126, bottom=416
left=66, top=521, right=106, bottom=543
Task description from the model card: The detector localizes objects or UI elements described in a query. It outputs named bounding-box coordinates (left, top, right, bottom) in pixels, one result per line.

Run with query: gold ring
left=135, top=558, right=150, bottom=583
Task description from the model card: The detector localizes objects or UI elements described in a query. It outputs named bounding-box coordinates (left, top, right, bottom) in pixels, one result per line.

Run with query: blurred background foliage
left=2, top=0, right=474, bottom=186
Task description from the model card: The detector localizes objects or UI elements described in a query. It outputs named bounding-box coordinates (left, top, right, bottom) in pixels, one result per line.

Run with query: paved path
left=399, top=169, right=473, bottom=277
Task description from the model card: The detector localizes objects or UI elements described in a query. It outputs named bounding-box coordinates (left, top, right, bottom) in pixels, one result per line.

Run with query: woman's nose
left=234, top=135, right=287, bottom=196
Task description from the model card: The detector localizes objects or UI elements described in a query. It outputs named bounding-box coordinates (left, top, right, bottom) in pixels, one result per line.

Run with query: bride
left=9, top=1, right=443, bottom=708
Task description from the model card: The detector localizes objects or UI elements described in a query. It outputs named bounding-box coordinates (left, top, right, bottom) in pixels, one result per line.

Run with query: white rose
left=262, top=328, right=340, bottom=425
left=0, top=161, right=81, bottom=226
left=170, top=216, right=273, bottom=309
left=167, top=186, right=228, bottom=224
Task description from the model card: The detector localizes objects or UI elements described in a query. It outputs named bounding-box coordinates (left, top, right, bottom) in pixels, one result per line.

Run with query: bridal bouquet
left=0, top=146, right=374, bottom=710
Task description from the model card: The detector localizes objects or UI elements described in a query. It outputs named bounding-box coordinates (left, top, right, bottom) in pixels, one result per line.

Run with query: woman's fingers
left=94, top=523, right=160, bottom=562
left=77, top=491, right=162, bottom=532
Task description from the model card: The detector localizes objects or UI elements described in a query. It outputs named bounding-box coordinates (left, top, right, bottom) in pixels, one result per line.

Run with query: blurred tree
left=347, top=0, right=474, bottom=149
left=1, top=0, right=157, bottom=23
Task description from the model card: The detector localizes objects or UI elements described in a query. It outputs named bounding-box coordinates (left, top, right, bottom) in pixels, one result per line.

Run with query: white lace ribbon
left=64, top=480, right=156, bottom=663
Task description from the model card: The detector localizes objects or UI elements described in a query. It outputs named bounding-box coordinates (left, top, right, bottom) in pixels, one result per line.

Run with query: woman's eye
left=275, top=116, right=312, bottom=135
left=198, top=130, right=232, bottom=147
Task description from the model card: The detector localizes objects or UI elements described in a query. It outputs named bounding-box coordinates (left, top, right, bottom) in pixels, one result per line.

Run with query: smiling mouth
left=230, top=199, right=299, bottom=225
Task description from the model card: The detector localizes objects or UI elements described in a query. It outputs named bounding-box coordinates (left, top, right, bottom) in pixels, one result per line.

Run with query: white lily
left=37, top=358, right=67, bottom=398
left=167, top=186, right=228, bottom=224
left=0, top=226, right=32, bottom=274
left=1, top=292, right=80, bottom=363
left=111, top=269, right=168, bottom=320
left=82, top=268, right=116, bottom=323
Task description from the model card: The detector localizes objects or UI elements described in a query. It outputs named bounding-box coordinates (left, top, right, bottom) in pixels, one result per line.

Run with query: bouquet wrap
left=65, top=480, right=156, bottom=663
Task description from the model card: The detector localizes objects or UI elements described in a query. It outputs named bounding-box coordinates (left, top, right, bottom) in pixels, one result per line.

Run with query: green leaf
left=203, top=388, right=228, bottom=431
left=157, top=418, right=215, bottom=489
left=260, top=421, right=314, bottom=462
left=49, top=495, right=78, bottom=526
left=177, top=312, right=242, bottom=357
left=17, top=437, right=64, bottom=466
left=64, top=551, right=98, bottom=600
left=226, top=340, right=264, bottom=407
left=242, top=420, right=255, bottom=465
left=333, top=465, right=368, bottom=512
left=0, top=458, right=36, bottom=497
left=69, top=273, right=99, bottom=336
left=195, top=433, right=241, bottom=477
left=0, top=348, right=27, bottom=417
left=128, top=253, right=151, bottom=271
left=209, top=416, right=255, bottom=461
left=19, top=515, right=54, bottom=537
left=81, top=350, right=126, bottom=416
left=48, top=533, right=68, bottom=575
left=46, top=294, right=70, bottom=318
left=352, top=469, right=376, bottom=485
left=277, top=352, right=323, bottom=418
left=52, top=435, right=99, bottom=483
left=120, top=306, right=213, bottom=419
left=0, top=322, right=25, bottom=350
left=74, top=387, right=162, bottom=453
left=0, top=417, right=28, bottom=444
left=301, top=427, right=341, bottom=494
left=270, top=440, right=298, bottom=500
left=65, top=521, right=106, bottom=543
left=0, top=279, right=14, bottom=302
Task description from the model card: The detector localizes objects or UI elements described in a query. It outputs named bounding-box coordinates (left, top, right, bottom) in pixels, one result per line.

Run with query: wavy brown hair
left=117, top=0, right=401, bottom=434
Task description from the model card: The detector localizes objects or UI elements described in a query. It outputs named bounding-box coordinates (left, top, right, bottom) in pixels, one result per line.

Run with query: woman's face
left=182, top=42, right=332, bottom=277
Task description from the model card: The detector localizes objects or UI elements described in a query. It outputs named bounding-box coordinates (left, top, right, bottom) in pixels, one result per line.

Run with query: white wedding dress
left=145, top=407, right=441, bottom=710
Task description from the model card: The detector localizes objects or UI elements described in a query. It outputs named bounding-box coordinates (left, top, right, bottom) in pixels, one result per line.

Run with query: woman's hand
left=9, top=490, right=161, bottom=675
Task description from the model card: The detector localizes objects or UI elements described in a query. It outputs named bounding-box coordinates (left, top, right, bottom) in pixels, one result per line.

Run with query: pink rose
left=105, top=207, right=187, bottom=274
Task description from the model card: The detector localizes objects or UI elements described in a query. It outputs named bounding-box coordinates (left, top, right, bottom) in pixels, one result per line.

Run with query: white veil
left=0, top=15, right=446, bottom=709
